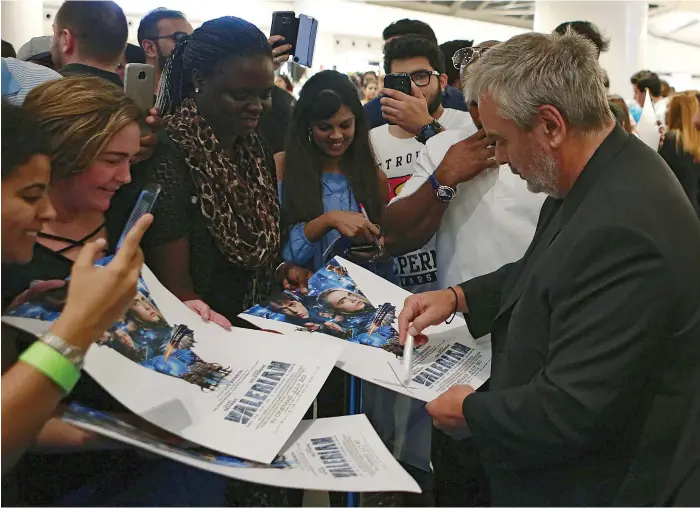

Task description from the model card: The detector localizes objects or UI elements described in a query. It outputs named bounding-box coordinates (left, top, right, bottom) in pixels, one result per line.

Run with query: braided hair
left=157, top=16, right=271, bottom=115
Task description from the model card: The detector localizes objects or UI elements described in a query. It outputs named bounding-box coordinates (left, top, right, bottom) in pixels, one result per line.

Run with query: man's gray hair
left=463, top=30, right=613, bottom=132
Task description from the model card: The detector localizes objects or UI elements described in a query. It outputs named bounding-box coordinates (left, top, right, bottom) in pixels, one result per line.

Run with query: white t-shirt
left=654, top=97, right=669, bottom=130
left=370, top=108, right=472, bottom=292
left=392, top=127, right=545, bottom=288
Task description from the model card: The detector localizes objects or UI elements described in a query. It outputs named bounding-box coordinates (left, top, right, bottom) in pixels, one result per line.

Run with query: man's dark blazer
left=657, top=370, right=700, bottom=506
left=458, top=125, right=700, bottom=506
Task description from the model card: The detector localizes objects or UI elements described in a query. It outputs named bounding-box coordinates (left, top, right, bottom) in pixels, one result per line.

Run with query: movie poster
left=3, top=260, right=342, bottom=464
left=63, top=403, right=421, bottom=493
left=242, top=258, right=492, bottom=403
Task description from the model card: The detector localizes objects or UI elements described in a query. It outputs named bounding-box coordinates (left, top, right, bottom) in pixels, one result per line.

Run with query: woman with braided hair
left=132, top=16, right=311, bottom=334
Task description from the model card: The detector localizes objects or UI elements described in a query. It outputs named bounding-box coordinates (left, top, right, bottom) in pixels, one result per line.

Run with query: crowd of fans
left=1, top=1, right=699, bottom=507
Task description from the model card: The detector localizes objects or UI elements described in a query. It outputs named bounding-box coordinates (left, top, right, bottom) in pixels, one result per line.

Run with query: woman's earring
left=307, top=129, right=313, bottom=144
left=195, top=87, right=200, bottom=93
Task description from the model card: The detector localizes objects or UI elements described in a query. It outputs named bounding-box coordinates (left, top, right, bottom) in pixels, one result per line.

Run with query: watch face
left=436, top=185, right=456, bottom=202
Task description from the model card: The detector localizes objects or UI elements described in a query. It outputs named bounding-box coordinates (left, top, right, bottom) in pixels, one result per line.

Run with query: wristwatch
left=429, top=172, right=457, bottom=202
left=415, top=119, right=444, bottom=144
left=40, top=332, right=86, bottom=370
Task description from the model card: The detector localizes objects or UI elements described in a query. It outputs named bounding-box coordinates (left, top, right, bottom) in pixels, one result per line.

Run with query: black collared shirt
left=60, top=62, right=122, bottom=87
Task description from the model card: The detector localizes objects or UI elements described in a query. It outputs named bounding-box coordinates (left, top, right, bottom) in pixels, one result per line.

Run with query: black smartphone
left=293, top=14, right=318, bottom=68
left=347, top=243, right=381, bottom=255
left=270, top=11, right=299, bottom=57
left=383, top=73, right=412, bottom=95
left=116, top=183, right=161, bottom=250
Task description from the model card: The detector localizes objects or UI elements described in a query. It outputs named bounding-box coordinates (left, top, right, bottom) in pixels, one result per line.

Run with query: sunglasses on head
left=452, top=46, right=490, bottom=70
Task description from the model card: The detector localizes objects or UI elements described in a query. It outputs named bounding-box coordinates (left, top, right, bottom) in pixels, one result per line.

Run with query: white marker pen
left=403, top=326, right=417, bottom=384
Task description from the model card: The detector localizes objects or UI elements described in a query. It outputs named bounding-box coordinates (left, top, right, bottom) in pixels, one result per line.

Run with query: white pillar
left=534, top=0, right=648, bottom=101
left=1, top=0, right=45, bottom=53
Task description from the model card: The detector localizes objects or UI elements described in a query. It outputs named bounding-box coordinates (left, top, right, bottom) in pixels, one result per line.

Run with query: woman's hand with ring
left=268, top=35, right=292, bottom=70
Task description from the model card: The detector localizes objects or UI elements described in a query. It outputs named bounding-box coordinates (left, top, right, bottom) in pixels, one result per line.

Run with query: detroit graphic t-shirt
left=370, top=108, right=471, bottom=293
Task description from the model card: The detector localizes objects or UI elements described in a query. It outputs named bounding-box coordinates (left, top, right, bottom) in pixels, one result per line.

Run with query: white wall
left=646, top=35, right=700, bottom=74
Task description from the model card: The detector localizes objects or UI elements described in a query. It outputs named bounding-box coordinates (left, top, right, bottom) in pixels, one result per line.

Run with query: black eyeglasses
left=409, top=70, right=440, bottom=87
left=148, top=31, right=189, bottom=43
left=452, top=46, right=490, bottom=70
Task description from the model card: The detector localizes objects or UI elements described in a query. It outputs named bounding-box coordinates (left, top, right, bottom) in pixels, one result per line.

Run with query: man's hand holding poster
left=242, top=258, right=492, bottom=402
left=3, top=257, right=343, bottom=464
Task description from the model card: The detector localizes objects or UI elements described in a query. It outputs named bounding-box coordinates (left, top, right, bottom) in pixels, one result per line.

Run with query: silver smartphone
left=124, top=63, right=155, bottom=134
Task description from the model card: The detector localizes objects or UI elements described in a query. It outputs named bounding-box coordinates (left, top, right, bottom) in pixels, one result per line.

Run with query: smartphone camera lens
left=138, top=71, right=146, bottom=80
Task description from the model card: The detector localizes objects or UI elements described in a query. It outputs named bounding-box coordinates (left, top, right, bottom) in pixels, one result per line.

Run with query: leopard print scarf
left=165, top=98, right=280, bottom=306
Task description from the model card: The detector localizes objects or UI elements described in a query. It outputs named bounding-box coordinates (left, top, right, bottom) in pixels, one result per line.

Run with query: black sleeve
left=462, top=225, right=669, bottom=468
left=459, top=262, right=517, bottom=339
left=258, top=87, right=294, bottom=155
left=659, top=134, right=700, bottom=217
left=142, top=140, right=194, bottom=248
left=260, top=137, right=285, bottom=268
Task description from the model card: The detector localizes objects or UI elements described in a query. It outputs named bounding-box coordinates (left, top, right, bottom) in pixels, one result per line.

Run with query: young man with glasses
left=372, top=35, right=472, bottom=293
left=364, top=20, right=468, bottom=129
left=138, top=8, right=194, bottom=94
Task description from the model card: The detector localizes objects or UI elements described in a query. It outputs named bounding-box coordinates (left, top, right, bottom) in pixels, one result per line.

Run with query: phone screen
left=116, top=184, right=161, bottom=250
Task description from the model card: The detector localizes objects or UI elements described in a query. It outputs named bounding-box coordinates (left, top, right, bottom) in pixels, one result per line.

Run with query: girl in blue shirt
left=275, top=70, right=396, bottom=282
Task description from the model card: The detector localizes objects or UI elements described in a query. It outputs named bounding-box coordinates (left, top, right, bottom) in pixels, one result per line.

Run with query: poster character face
left=97, top=330, right=112, bottom=344
left=130, top=293, right=165, bottom=324
left=320, top=289, right=369, bottom=314
left=114, top=328, right=136, bottom=349
left=270, top=296, right=310, bottom=319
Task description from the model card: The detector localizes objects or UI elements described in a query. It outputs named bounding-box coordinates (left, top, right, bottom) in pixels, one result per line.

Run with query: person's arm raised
left=383, top=129, right=497, bottom=255
left=2, top=215, right=153, bottom=473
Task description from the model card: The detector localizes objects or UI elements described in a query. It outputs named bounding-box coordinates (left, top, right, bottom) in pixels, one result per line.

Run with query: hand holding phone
left=270, top=11, right=318, bottom=68
left=327, top=210, right=380, bottom=244
left=116, top=184, right=161, bottom=250
left=382, top=73, right=412, bottom=95
left=270, top=11, right=298, bottom=57
left=124, top=64, right=155, bottom=134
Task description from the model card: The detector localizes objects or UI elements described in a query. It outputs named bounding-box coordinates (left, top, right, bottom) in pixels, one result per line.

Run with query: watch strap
left=428, top=172, right=440, bottom=191
left=416, top=119, right=444, bottom=144
left=428, top=172, right=457, bottom=202
left=19, top=341, right=81, bottom=395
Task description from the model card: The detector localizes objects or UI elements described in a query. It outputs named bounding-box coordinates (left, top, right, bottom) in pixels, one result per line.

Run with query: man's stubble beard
left=427, top=87, right=443, bottom=116
left=157, top=52, right=168, bottom=72
left=526, top=150, right=561, bottom=198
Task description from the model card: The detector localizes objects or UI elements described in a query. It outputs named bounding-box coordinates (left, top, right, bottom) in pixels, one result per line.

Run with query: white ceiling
left=364, top=0, right=700, bottom=47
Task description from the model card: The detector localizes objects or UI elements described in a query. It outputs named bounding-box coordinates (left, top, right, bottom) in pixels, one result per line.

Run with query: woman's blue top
left=279, top=172, right=396, bottom=282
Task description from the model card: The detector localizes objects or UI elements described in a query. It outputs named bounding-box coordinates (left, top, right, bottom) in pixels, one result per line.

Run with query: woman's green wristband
left=19, top=341, right=81, bottom=395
